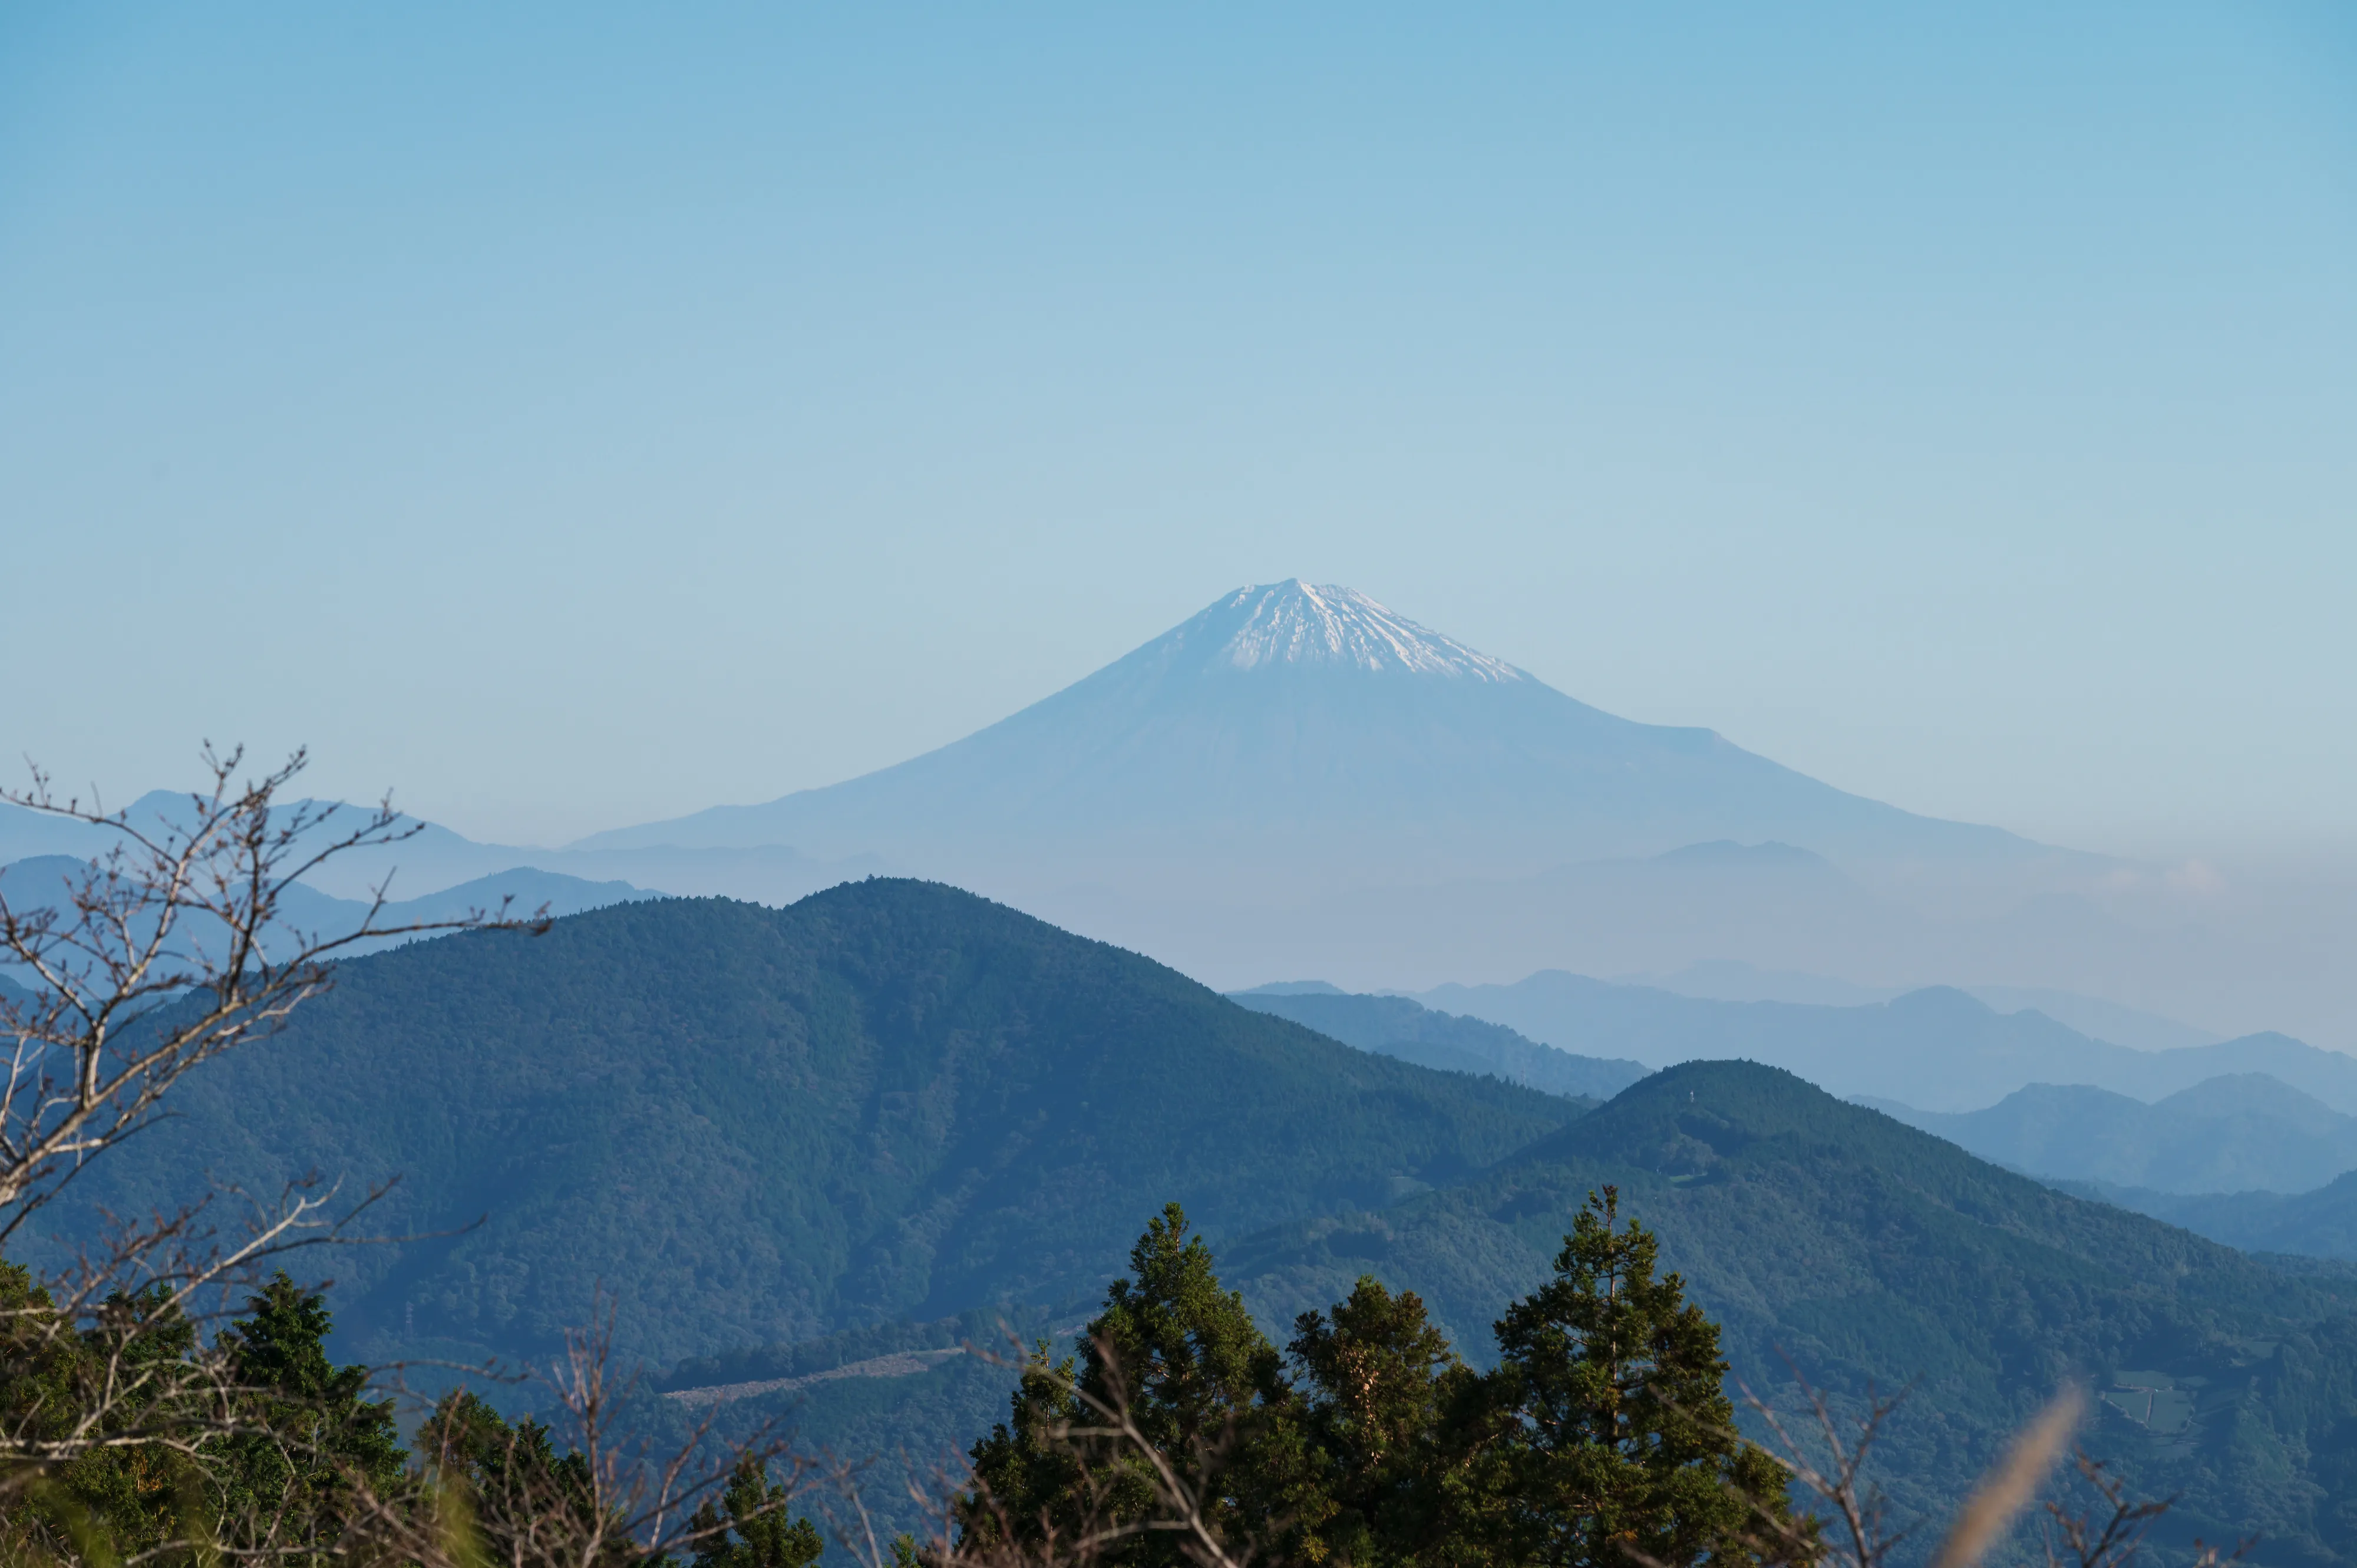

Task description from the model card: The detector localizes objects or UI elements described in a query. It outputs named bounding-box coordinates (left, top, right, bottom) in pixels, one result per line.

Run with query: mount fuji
left=15, top=581, right=2347, bottom=1038
left=579, top=580, right=2061, bottom=887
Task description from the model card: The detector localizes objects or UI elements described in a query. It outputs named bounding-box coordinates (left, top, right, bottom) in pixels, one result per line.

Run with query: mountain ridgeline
left=16, top=577, right=2346, bottom=1045
left=36, top=882, right=2357, bottom=1563
left=55, top=881, right=1578, bottom=1372
left=1873, top=1076, right=2357, bottom=1196
left=1227, top=986, right=1648, bottom=1101
left=2078, top=1174, right=2357, bottom=1264
left=1417, top=968, right=2357, bottom=1115
left=17, top=577, right=2348, bottom=1047
left=1216, top=1063, right=2357, bottom=1563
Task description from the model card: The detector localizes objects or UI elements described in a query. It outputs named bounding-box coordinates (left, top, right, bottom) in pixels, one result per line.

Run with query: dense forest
left=45, top=883, right=1580, bottom=1372
left=660, top=1051, right=2357, bottom=1562
left=0, top=1190, right=1841, bottom=1568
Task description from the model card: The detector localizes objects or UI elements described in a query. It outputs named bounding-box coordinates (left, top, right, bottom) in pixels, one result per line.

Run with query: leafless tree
left=0, top=747, right=841, bottom=1567
left=2041, top=1450, right=2251, bottom=1568
left=0, top=747, right=551, bottom=1494
left=322, top=1302, right=816, bottom=1568
left=2042, top=1451, right=2171, bottom=1568
left=1712, top=1362, right=2094, bottom=1568
left=1731, top=1366, right=2256, bottom=1568
left=0, top=745, right=528, bottom=1232
left=1733, top=1373, right=1917, bottom=1568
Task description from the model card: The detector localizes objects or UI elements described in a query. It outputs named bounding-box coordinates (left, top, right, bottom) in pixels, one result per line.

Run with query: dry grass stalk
left=1925, top=1386, right=2084, bottom=1568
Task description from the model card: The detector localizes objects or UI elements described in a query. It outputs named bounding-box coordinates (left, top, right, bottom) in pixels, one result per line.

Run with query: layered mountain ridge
left=42, top=884, right=2345, bottom=1560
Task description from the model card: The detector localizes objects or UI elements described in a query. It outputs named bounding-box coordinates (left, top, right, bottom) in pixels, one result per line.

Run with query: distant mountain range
left=1414, top=968, right=2357, bottom=1114
left=0, top=795, right=883, bottom=908
left=1635, top=959, right=2224, bottom=1053
left=2075, top=1172, right=2357, bottom=1263
left=1869, top=1075, right=2357, bottom=1195
left=1227, top=986, right=1649, bottom=1101
left=42, top=883, right=2357, bottom=1561
left=552, top=579, right=2357, bottom=1046
left=0, top=853, right=655, bottom=962
left=1232, top=977, right=2357, bottom=1200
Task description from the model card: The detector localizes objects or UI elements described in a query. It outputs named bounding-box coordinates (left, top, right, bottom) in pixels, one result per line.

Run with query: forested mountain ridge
left=32, top=873, right=2357, bottom=1559
left=1217, top=1061, right=2357, bottom=1564
left=51, top=881, right=1582, bottom=1373
left=628, top=1057, right=2357, bottom=1562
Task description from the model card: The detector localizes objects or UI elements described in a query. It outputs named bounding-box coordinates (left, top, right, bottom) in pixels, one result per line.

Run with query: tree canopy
left=962, top=1198, right=1807, bottom=1568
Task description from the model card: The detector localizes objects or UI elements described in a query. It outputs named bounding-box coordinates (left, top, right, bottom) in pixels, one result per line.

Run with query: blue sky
left=3, top=3, right=2353, bottom=857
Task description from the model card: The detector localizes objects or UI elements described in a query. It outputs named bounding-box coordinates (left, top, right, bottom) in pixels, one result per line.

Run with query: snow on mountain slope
left=1200, top=582, right=1523, bottom=679
left=573, top=580, right=2058, bottom=882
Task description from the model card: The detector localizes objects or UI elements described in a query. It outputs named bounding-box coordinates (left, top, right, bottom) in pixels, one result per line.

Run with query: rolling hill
left=47, top=880, right=1580, bottom=1372
left=1217, top=1061, right=2357, bottom=1564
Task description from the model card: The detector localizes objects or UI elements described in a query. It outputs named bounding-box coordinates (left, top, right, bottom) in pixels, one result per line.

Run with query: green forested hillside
left=36, top=883, right=2357, bottom=1561
left=1217, top=1061, right=2357, bottom=1565
left=53, top=881, right=1579, bottom=1372
left=639, top=1060, right=2357, bottom=1563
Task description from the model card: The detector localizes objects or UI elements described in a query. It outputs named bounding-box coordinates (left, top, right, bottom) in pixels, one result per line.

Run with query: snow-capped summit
left=577, top=580, right=2042, bottom=885
left=1192, top=581, right=1525, bottom=682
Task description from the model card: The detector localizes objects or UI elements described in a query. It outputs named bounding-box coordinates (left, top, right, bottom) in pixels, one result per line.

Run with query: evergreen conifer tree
left=1471, top=1188, right=1807, bottom=1568
left=1289, top=1277, right=1465, bottom=1567
left=417, top=1388, right=607, bottom=1546
left=688, top=1455, right=826, bottom=1568
left=217, top=1270, right=406, bottom=1518
left=0, top=1267, right=410, bottom=1560
left=962, top=1204, right=1315, bottom=1567
left=0, top=1273, right=203, bottom=1559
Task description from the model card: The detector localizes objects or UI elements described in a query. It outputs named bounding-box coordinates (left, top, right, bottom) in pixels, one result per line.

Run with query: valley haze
left=227, top=583, right=2357, bottom=1047
left=8, top=580, right=2348, bottom=1048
